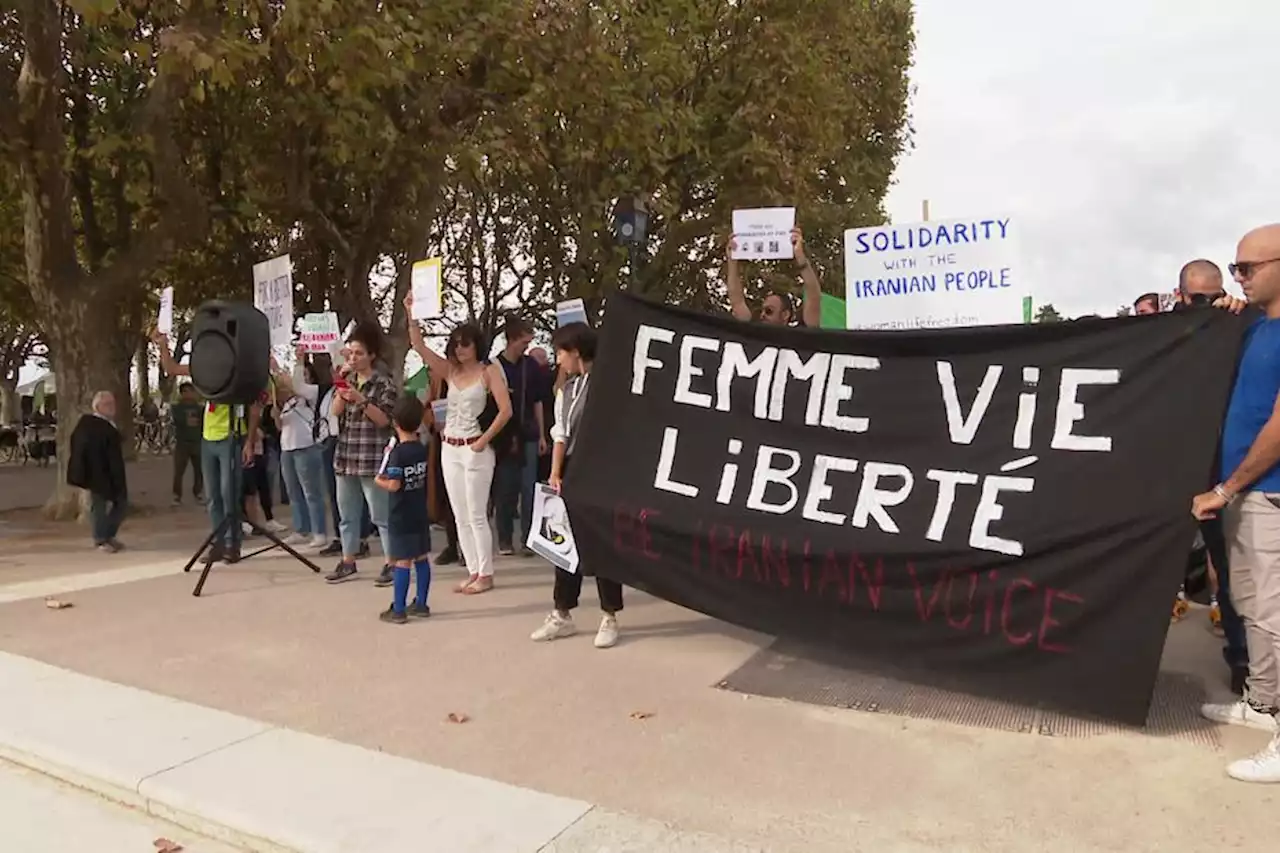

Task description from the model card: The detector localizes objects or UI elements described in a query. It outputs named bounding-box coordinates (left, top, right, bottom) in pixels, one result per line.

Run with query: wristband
left=1213, top=484, right=1236, bottom=504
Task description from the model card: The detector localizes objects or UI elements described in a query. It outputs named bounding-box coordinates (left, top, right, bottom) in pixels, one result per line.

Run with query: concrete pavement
left=0, top=758, right=242, bottom=853
left=0, top=508, right=1277, bottom=852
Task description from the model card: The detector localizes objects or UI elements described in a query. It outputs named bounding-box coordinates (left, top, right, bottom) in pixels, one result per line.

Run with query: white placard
left=298, top=312, right=341, bottom=353
left=411, top=258, right=443, bottom=320
left=555, top=298, right=588, bottom=327
left=157, top=287, right=174, bottom=336
left=844, top=216, right=1021, bottom=331
left=430, top=398, right=448, bottom=426
left=527, top=484, right=579, bottom=573
left=731, top=207, right=796, bottom=261
left=252, top=254, right=295, bottom=347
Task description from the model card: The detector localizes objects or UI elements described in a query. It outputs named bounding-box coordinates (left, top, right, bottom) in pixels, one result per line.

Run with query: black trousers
left=553, top=567, right=623, bottom=614
left=551, top=452, right=622, bottom=613
left=172, top=441, right=203, bottom=499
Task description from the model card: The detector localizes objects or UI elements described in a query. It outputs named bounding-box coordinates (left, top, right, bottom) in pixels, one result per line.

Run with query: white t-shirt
left=278, top=385, right=319, bottom=452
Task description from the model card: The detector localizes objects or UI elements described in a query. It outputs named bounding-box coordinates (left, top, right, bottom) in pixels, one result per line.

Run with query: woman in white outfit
left=405, top=295, right=512, bottom=594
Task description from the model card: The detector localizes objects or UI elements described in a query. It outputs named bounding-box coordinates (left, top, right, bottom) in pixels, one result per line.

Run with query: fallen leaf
left=153, top=839, right=184, bottom=853
left=629, top=711, right=654, bottom=720
left=44, top=597, right=73, bottom=610
left=446, top=712, right=470, bottom=724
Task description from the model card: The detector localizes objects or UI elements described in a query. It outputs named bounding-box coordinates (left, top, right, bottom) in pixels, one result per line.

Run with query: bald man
left=1192, top=223, right=1280, bottom=782
left=1177, top=258, right=1228, bottom=308
left=67, top=391, right=128, bottom=553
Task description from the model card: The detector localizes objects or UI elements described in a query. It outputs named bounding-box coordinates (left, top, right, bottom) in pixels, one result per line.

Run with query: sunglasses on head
left=1228, top=257, right=1280, bottom=279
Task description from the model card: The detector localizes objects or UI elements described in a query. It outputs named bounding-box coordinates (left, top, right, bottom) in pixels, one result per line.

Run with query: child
left=374, top=395, right=433, bottom=624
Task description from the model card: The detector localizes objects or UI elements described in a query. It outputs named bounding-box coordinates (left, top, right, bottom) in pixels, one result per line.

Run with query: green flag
left=820, top=293, right=846, bottom=330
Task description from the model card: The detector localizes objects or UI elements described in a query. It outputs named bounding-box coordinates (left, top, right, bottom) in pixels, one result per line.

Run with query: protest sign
left=562, top=293, right=1243, bottom=725
left=157, top=287, right=174, bottom=336
left=528, top=484, right=580, bottom=573
left=252, top=254, right=294, bottom=347
left=844, top=216, right=1021, bottom=331
left=556, top=298, right=589, bottom=327
left=731, top=207, right=796, bottom=261
left=411, top=258, right=443, bottom=320
left=298, top=312, right=341, bottom=353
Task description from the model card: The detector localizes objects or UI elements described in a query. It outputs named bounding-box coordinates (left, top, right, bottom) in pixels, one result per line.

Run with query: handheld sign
left=731, top=207, right=796, bottom=261
left=157, top=286, right=174, bottom=336
left=252, top=254, right=295, bottom=347
left=411, top=258, right=443, bottom=320
left=556, top=298, right=589, bottom=327
left=298, top=312, right=341, bottom=353
left=843, top=216, right=1022, bottom=331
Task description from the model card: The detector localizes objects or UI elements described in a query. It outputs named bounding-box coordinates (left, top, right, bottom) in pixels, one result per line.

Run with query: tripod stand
left=183, top=412, right=322, bottom=596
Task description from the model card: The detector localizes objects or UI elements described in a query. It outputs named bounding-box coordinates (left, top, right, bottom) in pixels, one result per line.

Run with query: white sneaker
left=1227, top=733, right=1280, bottom=783
left=308, top=535, right=328, bottom=549
left=1201, top=700, right=1280, bottom=733
left=594, top=614, right=619, bottom=649
left=241, top=522, right=254, bottom=537
left=283, top=532, right=310, bottom=546
left=266, top=520, right=288, bottom=534
left=531, top=612, right=577, bottom=642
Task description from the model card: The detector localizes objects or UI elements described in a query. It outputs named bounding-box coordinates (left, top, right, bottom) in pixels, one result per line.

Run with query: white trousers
left=441, top=442, right=497, bottom=578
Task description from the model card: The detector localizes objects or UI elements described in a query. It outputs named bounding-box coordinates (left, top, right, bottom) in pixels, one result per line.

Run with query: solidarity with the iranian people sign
left=844, top=216, right=1021, bottom=330
left=564, top=294, right=1242, bottom=725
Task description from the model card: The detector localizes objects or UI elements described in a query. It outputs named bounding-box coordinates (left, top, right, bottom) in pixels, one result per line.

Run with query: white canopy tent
left=16, top=372, right=55, bottom=397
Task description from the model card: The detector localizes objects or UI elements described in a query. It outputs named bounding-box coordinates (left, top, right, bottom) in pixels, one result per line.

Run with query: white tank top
left=445, top=378, right=488, bottom=439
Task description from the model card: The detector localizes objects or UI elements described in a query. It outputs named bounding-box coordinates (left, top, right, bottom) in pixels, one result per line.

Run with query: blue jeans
left=89, top=492, right=126, bottom=544
left=494, top=439, right=539, bottom=549
left=281, top=445, right=328, bottom=537
left=201, top=438, right=242, bottom=549
left=336, top=474, right=390, bottom=560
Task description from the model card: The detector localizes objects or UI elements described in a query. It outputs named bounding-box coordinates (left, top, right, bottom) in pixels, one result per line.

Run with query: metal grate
left=717, top=640, right=1221, bottom=748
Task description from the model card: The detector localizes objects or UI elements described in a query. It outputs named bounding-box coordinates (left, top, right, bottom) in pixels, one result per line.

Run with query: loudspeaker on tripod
left=190, top=301, right=271, bottom=405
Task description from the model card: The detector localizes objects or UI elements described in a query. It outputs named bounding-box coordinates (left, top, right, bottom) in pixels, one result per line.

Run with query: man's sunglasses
left=1228, top=257, right=1280, bottom=279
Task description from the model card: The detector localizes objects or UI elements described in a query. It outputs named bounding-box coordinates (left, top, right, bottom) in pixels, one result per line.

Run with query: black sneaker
left=379, top=607, right=407, bottom=625
left=207, top=542, right=225, bottom=564
left=407, top=602, right=431, bottom=619
left=318, top=540, right=342, bottom=558
left=108, top=538, right=126, bottom=552
left=221, top=546, right=241, bottom=565
left=374, top=565, right=394, bottom=587
left=436, top=548, right=460, bottom=566
left=358, top=541, right=371, bottom=558
left=325, top=561, right=358, bottom=584
left=498, top=543, right=515, bottom=556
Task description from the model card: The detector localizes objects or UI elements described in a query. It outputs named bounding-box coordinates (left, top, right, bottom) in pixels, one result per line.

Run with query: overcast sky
left=883, top=0, right=1277, bottom=317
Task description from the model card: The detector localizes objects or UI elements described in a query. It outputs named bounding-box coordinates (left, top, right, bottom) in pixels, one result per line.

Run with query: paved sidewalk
left=1, top=541, right=1277, bottom=851
left=0, top=651, right=758, bottom=852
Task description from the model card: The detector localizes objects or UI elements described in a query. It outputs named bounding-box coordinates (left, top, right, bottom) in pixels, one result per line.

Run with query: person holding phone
left=404, top=295, right=512, bottom=594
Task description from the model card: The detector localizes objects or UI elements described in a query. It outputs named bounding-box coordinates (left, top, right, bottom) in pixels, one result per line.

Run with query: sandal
left=462, top=576, right=494, bottom=595
left=454, top=575, right=479, bottom=593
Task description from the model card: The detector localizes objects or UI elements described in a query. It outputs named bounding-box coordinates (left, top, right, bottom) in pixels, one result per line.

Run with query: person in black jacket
left=67, top=391, right=128, bottom=553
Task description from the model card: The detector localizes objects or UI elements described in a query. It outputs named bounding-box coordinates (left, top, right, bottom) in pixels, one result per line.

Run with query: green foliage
left=1035, top=304, right=1063, bottom=324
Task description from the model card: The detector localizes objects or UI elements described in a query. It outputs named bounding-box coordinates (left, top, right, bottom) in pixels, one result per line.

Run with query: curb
left=0, top=651, right=591, bottom=853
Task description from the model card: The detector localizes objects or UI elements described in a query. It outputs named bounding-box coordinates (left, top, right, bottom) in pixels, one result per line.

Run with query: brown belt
left=443, top=435, right=478, bottom=447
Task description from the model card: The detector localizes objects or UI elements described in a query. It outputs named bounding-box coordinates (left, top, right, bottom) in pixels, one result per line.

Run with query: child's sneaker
left=374, top=565, right=394, bottom=587
left=379, top=607, right=407, bottom=625
left=531, top=612, right=576, bottom=642
left=594, top=614, right=619, bottom=649
left=407, top=602, right=431, bottom=619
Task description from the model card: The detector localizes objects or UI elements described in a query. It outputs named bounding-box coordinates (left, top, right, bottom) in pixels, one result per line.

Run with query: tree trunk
left=0, top=378, right=18, bottom=425
left=134, top=336, right=151, bottom=403
left=43, top=301, right=130, bottom=520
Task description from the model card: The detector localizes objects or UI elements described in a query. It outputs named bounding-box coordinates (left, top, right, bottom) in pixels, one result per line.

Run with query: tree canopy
left=0, top=0, right=915, bottom=514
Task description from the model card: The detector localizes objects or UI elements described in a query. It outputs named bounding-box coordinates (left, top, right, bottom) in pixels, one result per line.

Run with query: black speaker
left=190, top=301, right=271, bottom=404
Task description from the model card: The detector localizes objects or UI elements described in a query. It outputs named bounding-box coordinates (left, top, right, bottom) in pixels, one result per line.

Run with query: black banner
left=563, top=294, right=1244, bottom=725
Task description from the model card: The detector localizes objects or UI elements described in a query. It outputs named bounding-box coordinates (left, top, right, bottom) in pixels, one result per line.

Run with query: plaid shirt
left=333, top=371, right=397, bottom=477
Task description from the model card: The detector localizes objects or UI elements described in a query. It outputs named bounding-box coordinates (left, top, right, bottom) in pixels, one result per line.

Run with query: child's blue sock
left=414, top=558, right=431, bottom=607
left=392, top=567, right=411, bottom=614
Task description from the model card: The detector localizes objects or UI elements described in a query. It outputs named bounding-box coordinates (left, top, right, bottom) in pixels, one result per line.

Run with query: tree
left=8, top=0, right=226, bottom=517
left=1035, top=304, right=1063, bottom=324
